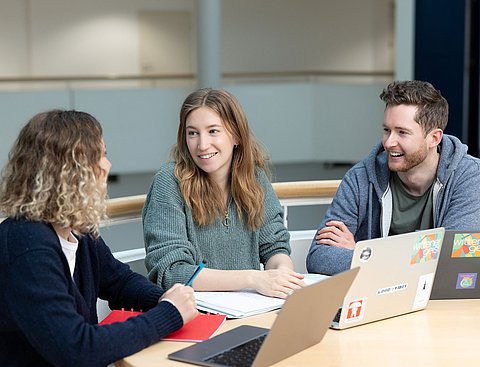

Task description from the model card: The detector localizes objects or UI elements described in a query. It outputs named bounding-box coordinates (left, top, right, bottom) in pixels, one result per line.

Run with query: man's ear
left=429, top=128, right=443, bottom=148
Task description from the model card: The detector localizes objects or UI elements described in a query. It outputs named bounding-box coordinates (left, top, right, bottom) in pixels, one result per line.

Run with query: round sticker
left=359, top=247, right=372, bottom=262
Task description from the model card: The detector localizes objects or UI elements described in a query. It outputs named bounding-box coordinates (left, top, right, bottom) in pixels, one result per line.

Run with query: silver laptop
left=331, top=228, right=445, bottom=330
left=431, top=230, right=480, bottom=299
left=168, top=267, right=359, bottom=367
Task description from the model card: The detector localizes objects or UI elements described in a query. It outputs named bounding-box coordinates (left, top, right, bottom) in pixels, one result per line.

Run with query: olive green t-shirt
left=388, top=172, right=434, bottom=236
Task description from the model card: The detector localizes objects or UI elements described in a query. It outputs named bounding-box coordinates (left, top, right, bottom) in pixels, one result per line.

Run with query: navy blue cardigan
left=0, top=218, right=183, bottom=367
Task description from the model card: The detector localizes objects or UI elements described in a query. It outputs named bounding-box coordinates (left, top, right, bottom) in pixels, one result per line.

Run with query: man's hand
left=315, top=220, right=355, bottom=250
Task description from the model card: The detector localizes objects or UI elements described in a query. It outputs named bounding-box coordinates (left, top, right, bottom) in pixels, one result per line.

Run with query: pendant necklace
left=223, top=210, right=231, bottom=228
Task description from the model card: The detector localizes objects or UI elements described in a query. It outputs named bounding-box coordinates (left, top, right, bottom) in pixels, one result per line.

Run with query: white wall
left=0, top=82, right=384, bottom=174
left=222, top=0, right=393, bottom=73
left=0, top=0, right=393, bottom=174
left=0, top=0, right=393, bottom=77
left=230, top=83, right=384, bottom=163
left=0, top=90, right=71, bottom=163
left=0, top=0, right=29, bottom=75
left=74, top=87, right=187, bottom=174
left=0, top=0, right=194, bottom=77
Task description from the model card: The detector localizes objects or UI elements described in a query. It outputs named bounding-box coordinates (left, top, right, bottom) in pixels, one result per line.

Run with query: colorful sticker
left=412, top=273, right=435, bottom=309
left=376, top=283, right=408, bottom=296
left=456, top=273, right=477, bottom=289
left=410, top=233, right=442, bottom=264
left=345, top=298, right=367, bottom=323
left=451, top=233, right=480, bottom=258
left=359, top=247, right=372, bottom=262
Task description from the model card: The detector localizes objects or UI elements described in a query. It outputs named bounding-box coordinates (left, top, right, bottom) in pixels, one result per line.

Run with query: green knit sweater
left=142, top=162, right=291, bottom=289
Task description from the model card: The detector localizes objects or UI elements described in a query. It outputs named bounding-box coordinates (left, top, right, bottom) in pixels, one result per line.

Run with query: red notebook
left=99, top=309, right=142, bottom=325
left=99, top=309, right=226, bottom=342
left=162, top=313, right=226, bottom=342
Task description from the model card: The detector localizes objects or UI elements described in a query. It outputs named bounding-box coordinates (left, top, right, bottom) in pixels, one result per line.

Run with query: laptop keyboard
left=204, top=334, right=267, bottom=367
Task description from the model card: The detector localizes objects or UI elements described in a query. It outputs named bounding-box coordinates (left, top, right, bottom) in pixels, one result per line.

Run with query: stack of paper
left=195, top=289, right=284, bottom=318
left=194, top=273, right=329, bottom=318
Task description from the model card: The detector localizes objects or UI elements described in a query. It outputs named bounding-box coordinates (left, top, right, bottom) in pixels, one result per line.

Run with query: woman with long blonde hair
left=0, top=110, right=197, bottom=367
left=143, top=88, right=304, bottom=298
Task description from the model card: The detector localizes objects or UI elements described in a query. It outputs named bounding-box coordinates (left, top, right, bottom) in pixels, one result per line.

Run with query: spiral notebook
left=194, top=273, right=329, bottom=318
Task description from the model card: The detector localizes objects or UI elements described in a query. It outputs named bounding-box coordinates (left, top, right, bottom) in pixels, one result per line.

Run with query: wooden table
left=116, top=300, right=480, bottom=367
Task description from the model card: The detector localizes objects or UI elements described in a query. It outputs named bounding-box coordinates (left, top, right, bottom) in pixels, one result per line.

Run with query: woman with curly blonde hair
left=143, top=88, right=304, bottom=298
left=0, top=110, right=108, bottom=237
left=0, top=110, right=197, bottom=367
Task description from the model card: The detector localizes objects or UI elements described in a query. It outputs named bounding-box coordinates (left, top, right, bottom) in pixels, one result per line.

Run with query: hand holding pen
left=158, top=261, right=204, bottom=323
left=159, top=263, right=203, bottom=324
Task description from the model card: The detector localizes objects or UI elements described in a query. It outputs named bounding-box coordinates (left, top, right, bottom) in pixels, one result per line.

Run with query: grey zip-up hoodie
left=306, top=134, right=480, bottom=275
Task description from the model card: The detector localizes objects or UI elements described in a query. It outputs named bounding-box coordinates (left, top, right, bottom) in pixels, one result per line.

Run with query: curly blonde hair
left=172, top=88, right=270, bottom=230
left=0, top=110, right=107, bottom=237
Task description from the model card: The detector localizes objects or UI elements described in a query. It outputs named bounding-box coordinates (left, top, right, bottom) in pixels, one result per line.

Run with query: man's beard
left=388, top=144, right=428, bottom=172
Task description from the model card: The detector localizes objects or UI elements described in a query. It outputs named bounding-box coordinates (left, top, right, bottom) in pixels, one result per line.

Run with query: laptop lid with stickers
left=431, top=230, right=480, bottom=299
left=331, top=228, right=445, bottom=330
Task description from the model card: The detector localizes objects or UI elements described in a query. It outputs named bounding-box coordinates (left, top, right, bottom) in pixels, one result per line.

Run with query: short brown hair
left=380, top=80, right=449, bottom=133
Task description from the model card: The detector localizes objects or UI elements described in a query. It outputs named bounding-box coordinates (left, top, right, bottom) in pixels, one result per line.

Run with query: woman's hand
left=160, top=284, right=198, bottom=324
left=252, top=268, right=305, bottom=299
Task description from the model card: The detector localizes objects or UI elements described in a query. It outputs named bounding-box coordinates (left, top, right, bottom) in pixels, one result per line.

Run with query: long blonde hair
left=172, top=88, right=270, bottom=230
left=0, top=110, right=107, bottom=237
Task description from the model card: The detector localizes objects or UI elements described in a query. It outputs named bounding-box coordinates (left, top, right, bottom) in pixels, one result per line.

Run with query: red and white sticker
left=345, top=297, right=367, bottom=323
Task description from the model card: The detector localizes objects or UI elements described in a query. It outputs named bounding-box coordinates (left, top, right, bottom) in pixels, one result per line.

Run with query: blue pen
left=185, top=261, right=205, bottom=286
